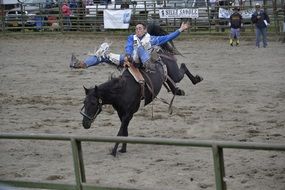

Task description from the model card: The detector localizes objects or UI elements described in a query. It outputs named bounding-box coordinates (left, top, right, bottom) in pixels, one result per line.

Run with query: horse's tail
left=147, top=22, right=182, bottom=56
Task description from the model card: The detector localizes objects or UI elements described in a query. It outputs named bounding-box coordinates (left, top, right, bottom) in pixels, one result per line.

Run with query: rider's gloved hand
left=133, top=62, right=142, bottom=68
left=123, top=54, right=133, bottom=68
left=125, top=54, right=133, bottom=63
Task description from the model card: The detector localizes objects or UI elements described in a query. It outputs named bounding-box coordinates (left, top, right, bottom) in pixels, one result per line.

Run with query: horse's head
left=81, top=86, right=102, bottom=129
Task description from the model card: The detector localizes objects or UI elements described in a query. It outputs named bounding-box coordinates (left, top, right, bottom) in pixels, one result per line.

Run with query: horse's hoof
left=110, top=151, right=117, bottom=157
left=193, top=75, right=203, bottom=85
left=175, top=88, right=185, bottom=96
left=109, top=148, right=117, bottom=157
left=119, top=149, right=127, bottom=153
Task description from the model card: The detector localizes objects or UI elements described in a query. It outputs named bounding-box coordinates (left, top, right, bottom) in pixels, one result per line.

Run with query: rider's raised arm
left=150, top=30, right=181, bottom=46
left=149, top=22, right=190, bottom=46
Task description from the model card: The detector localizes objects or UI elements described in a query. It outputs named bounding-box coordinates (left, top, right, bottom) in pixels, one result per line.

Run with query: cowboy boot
left=70, top=53, right=87, bottom=69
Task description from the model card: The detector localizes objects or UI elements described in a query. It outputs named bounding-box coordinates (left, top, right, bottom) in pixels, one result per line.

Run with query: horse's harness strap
left=139, top=80, right=145, bottom=99
left=141, top=70, right=155, bottom=101
left=165, top=75, right=177, bottom=89
left=80, top=98, right=102, bottom=121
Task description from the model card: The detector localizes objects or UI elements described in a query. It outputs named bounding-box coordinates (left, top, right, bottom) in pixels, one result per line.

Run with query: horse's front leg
left=111, top=116, right=132, bottom=157
left=118, top=119, right=130, bottom=153
left=111, top=129, right=121, bottom=157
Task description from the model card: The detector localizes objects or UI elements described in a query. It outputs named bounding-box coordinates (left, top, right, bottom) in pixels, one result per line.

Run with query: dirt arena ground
left=0, top=34, right=284, bottom=190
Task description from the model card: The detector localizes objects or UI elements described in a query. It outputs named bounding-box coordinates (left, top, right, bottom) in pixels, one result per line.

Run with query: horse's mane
left=147, top=22, right=182, bottom=56
left=99, top=77, right=125, bottom=95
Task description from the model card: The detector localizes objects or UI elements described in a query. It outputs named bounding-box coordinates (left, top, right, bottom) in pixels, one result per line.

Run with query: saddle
left=124, top=59, right=145, bottom=99
left=124, top=62, right=164, bottom=103
left=124, top=60, right=144, bottom=83
left=123, top=48, right=168, bottom=102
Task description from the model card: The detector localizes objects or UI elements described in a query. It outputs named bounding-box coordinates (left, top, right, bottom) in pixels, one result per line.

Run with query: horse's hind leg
left=180, top=63, right=203, bottom=85
left=165, top=78, right=185, bottom=96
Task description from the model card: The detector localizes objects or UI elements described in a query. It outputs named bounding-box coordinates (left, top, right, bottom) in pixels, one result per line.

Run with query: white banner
left=159, top=9, right=199, bottom=19
left=104, top=9, right=132, bottom=29
left=218, top=8, right=255, bottom=19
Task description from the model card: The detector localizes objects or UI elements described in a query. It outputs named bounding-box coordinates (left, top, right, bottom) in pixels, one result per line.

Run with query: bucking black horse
left=81, top=23, right=203, bottom=156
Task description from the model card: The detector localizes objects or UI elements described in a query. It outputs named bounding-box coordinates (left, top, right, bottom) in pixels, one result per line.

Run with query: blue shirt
left=125, top=30, right=181, bottom=56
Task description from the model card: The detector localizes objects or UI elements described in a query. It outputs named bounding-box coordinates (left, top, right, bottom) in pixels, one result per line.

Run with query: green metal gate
left=0, top=133, right=284, bottom=190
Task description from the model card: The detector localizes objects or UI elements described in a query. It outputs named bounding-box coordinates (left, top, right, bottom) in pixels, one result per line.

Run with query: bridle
left=80, top=98, right=103, bottom=122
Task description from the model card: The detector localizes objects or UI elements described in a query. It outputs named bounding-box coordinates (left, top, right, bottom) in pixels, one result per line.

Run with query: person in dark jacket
left=251, top=3, right=270, bottom=48
left=229, top=6, right=243, bottom=46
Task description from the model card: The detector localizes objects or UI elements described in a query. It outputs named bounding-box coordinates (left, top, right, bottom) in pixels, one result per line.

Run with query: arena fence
left=0, top=133, right=284, bottom=190
left=0, top=0, right=284, bottom=35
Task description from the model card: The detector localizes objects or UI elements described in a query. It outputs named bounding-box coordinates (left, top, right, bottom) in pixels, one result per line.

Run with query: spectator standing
left=229, top=6, right=243, bottom=46
left=61, top=0, right=72, bottom=31
left=251, top=3, right=270, bottom=48
left=35, top=12, right=44, bottom=31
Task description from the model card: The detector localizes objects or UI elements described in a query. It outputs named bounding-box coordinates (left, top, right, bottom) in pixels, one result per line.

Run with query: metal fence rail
left=0, top=133, right=285, bottom=190
left=0, top=0, right=284, bottom=35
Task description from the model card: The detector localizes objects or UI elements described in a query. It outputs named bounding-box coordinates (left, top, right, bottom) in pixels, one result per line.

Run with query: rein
left=80, top=98, right=103, bottom=121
